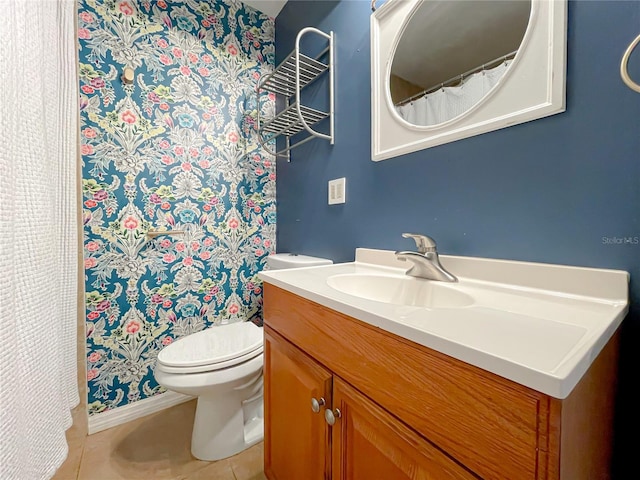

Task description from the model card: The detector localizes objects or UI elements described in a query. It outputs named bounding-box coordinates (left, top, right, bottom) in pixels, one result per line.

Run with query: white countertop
left=259, top=248, right=629, bottom=399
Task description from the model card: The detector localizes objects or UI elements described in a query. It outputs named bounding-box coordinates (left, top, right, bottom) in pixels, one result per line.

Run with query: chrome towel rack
left=256, top=27, right=334, bottom=161
left=620, top=33, right=640, bottom=93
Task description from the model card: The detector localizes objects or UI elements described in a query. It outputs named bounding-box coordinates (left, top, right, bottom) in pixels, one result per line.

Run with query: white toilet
left=154, top=253, right=332, bottom=461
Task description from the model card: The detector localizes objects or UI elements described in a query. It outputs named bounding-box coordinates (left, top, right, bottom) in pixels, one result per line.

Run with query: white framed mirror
left=371, top=0, right=567, bottom=161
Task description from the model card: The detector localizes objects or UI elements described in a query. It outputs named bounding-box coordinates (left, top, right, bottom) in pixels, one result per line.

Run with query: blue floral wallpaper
left=78, top=0, right=275, bottom=414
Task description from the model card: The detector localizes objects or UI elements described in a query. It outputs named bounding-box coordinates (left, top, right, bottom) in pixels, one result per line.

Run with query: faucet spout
left=396, top=233, right=457, bottom=282
left=395, top=251, right=458, bottom=282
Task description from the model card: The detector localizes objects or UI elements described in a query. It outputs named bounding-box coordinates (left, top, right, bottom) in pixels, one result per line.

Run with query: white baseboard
left=88, top=391, right=194, bottom=435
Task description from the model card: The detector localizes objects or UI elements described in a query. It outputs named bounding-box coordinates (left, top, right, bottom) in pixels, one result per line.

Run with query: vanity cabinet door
left=264, top=283, right=545, bottom=479
left=331, top=377, right=477, bottom=480
left=264, top=328, right=333, bottom=480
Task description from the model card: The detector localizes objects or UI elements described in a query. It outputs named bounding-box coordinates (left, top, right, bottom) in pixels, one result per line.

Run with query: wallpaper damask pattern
left=78, top=0, right=275, bottom=414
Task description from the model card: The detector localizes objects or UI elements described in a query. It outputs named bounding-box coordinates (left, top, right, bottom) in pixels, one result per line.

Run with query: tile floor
left=52, top=400, right=266, bottom=480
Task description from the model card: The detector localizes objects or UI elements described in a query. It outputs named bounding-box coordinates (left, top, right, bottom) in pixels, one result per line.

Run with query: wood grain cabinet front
left=264, top=329, right=332, bottom=480
left=265, top=327, right=476, bottom=480
left=331, top=376, right=477, bottom=480
left=263, top=283, right=619, bottom=480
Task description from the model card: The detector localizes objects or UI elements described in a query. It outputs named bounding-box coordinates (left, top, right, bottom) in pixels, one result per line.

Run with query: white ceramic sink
left=327, top=273, right=474, bottom=308
left=259, top=248, right=629, bottom=399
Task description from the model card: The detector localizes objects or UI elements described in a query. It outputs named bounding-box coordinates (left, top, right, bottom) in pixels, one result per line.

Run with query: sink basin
left=326, top=273, right=474, bottom=308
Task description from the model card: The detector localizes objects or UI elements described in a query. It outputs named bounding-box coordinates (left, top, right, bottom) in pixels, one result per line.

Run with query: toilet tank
left=266, top=253, right=333, bottom=270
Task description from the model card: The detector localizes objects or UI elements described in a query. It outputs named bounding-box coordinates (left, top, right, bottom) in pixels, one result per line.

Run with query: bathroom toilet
left=154, top=253, right=332, bottom=461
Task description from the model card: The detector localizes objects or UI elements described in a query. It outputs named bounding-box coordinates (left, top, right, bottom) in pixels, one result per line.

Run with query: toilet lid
left=158, top=322, right=263, bottom=369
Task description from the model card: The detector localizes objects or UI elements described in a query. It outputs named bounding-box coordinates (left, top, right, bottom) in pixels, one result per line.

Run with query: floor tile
left=52, top=446, right=82, bottom=480
left=52, top=403, right=87, bottom=480
left=54, top=398, right=266, bottom=480
left=230, top=442, right=264, bottom=480
left=77, top=400, right=210, bottom=480
left=182, top=459, right=237, bottom=480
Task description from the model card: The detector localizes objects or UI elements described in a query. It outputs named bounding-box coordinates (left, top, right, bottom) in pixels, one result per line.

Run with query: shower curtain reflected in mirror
left=396, top=61, right=511, bottom=126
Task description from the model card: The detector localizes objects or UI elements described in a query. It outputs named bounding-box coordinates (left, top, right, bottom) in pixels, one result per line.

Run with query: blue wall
left=276, top=0, right=639, bottom=476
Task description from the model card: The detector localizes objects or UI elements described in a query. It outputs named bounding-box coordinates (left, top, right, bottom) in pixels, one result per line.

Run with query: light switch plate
left=328, top=177, right=346, bottom=205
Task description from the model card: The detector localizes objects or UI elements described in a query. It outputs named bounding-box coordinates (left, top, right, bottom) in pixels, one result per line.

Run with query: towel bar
left=620, top=33, right=640, bottom=93
left=146, top=229, right=185, bottom=239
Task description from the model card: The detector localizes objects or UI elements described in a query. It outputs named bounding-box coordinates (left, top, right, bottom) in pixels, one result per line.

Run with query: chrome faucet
left=395, top=233, right=457, bottom=282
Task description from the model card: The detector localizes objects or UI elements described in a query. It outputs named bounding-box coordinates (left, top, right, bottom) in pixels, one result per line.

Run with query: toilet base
left=190, top=373, right=264, bottom=461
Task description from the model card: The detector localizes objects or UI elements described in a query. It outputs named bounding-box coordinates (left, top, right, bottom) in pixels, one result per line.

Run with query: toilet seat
left=157, top=322, right=263, bottom=374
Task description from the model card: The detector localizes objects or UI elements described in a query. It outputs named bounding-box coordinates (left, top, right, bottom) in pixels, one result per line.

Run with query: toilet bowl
left=155, top=322, right=264, bottom=461
left=154, top=253, right=332, bottom=461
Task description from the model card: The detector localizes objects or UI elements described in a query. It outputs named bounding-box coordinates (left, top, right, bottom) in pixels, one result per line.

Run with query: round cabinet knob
left=325, top=408, right=341, bottom=425
left=311, top=397, right=325, bottom=413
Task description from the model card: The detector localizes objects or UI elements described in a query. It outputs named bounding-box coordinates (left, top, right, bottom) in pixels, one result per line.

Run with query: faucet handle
left=402, top=233, right=437, bottom=254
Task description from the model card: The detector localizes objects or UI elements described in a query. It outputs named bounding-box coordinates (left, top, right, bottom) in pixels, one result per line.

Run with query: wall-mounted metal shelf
left=257, top=27, right=334, bottom=161
left=260, top=54, right=329, bottom=97
left=261, top=103, right=330, bottom=137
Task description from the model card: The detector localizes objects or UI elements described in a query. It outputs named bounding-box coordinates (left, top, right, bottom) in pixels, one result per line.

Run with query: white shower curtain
left=397, top=61, right=511, bottom=126
left=0, top=1, right=79, bottom=479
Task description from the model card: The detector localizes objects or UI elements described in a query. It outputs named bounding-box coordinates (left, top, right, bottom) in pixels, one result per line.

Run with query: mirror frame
left=371, top=0, right=567, bottom=161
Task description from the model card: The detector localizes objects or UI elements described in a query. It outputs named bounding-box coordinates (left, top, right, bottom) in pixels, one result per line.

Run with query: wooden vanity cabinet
left=331, top=376, right=478, bottom=480
left=263, top=284, right=619, bottom=480
left=264, top=327, right=332, bottom=480
left=265, top=328, right=476, bottom=480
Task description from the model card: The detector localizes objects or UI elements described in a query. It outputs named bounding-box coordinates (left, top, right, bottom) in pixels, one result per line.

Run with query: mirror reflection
left=390, top=0, right=531, bottom=126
